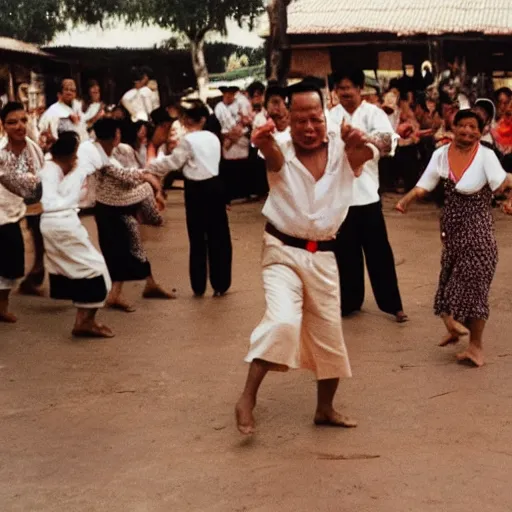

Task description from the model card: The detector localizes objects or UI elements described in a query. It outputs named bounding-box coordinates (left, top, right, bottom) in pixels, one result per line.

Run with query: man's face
left=90, top=85, right=101, bottom=103
left=250, top=90, right=264, bottom=110
left=289, top=91, right=326, bottom=151
left=61, top=80, right=77, bottom=105
left=335, top=78, right=361, bottom=110
left=3, top=109, right=28, bottom=143
left=266, top=94, right=288, bottom=131
left=223, top=92, right=236, bottom=105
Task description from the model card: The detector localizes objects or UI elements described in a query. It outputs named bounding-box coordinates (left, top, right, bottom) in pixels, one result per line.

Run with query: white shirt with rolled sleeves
left=147, top=131, right=221, bottom=182
left=417, top=144, right=507, bottom=194
left=329, top=101, right=398, bottom=206
left=214, top=100, right=250, bottom=160
left=263, top=128, right=357, bottom=242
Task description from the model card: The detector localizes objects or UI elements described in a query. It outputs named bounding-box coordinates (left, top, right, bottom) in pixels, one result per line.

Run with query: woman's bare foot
left=0, top=311, right=17, bottom=323
left=314, top=408, right=358, bottom=428
left=72, top=322, right=115, bottom=338
left=439, top=322, right=470, bottom=347
left=439, top=333, right=461, bottom=347
left=456, top=344, right=484, bottom=367
left=235, top=395, right=256, bottom=435
left=142, top=284, right=177, bottom=299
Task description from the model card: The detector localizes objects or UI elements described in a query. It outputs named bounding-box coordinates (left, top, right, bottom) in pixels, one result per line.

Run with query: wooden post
left=7, top=64, right=15, bottom=101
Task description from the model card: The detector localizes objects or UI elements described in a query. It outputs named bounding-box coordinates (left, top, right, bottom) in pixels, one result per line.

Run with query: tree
left=267, top=0, right=292, bottom=86
left=0, top=0, right=265, bottom=99
left=122, top=0, right=266, bottom=99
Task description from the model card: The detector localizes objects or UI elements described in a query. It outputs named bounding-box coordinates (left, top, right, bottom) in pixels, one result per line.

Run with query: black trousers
left=219, top=158, right=250, bottom=203
left=184, top=177, right=232, bottom=296
left=23, top=214, right=45, bottom=286
left=335, top=201, right=403, bottom=316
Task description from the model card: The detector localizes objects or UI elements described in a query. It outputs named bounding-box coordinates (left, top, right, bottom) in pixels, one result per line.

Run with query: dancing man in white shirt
left=121, top=68, right=153, bottom=123
left=147, top=100, right=232, bottom=297
left=235, top=81, right=375, bottom=435
left=329, top=67, right=407, bottom=323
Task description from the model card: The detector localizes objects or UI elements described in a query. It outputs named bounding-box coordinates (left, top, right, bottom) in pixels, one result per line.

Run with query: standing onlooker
left=39, top=78, right=88, bottom=142
left=330, top=67, right=407, bottom=323
left=121, top=68, right=153, bottom=123
left=82, top=80, right=105, bottom=131
left=494, top=87, right=512, bottom=124
left=214, top=86, right=251, bottom=202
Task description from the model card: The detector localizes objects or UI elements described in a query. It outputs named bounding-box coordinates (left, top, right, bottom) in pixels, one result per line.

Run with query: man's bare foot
left=314, top=408, right=358, bottom=428
left=456, top=345, right=484, bottom=367
left=396, top=311, right=409, bottom=323
left=142, top=284, right=177, bottom=299
left=106, top=299, right=136, bottom=313
left=72, top=322, right=115, bottom=338
left=0, top=311, right=17, bottom=323
left=235, top=395, right=256, bottom=435
left=18, top=281, right=45, bottom=297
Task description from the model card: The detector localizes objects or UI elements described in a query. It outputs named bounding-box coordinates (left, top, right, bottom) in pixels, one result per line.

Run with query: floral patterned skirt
left=434, top=180, right=497, bottom=322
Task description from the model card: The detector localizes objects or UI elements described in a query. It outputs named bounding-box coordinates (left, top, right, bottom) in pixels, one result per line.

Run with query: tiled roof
left=0, top=37, right=51, bottom=57
left=287, top=0, right=512, bottom=36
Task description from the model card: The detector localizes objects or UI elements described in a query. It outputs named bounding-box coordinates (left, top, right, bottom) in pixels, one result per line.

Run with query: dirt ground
left=1, top=191, right=512, bottom=512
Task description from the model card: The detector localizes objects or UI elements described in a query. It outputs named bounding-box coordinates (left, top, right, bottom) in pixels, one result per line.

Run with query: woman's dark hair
left=287, top=80, right=324, bottom=110
left=0, top=102, right=25, bottom=123
left=331, top=66, right=366, bottom=89
left=247, top=81, right=265, bottom=98
left=121, top=120, right=148, bottom=148
left=495, top=87, right=512, bottom=100
left=93, top=118, right=120, bottom=141
left=453, top=109, right=485, bottom=133
left=50, top=131, right=79, bottom=158
left=181, top=100, right=209, bottom=123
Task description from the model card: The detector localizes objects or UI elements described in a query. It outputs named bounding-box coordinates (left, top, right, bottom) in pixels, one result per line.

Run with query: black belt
left=265, top=223, right=336, bottom=253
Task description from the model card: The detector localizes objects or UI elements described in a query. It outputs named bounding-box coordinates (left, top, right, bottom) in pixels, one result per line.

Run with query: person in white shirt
left=396, top=110, right=512, bottom=367
left=214, top=86, right=251, bottom=202
left=39, top=78, right=88, bottom=142
left=39, top=132, right=114, bottom=338
left=82, top=80, right=105, bottom=131
left=0, top=102, right=46, bottom=300
left=121, top=68, right=153, bottom=123
left=330, top=67, right=407, bottom=323
left=235, top=81, right=376, bottom=435
left=147, top=100, right=232, bottom=297
left=0, top=103, right=42, bottom=322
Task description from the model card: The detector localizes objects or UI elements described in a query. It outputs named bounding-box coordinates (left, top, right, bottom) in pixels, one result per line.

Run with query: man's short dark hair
left=287, top=80, right=325, bottom=110
left=93, top=118, right=120, bottom=141
left=130, top=67, right=146, bottom=83
left=264, top=85, right=287, bottom=108
left=60, top=78, right=75, bottom=93
left=332, top=67, right=366, bottom=89
left=0, top=102, right=25, bottom=124
left=247, top=81, right=266, bottom=98
left=150, top=107, right=172, bottom=126
left=181, top=100, right=209, bottom=123
left=50, top=131, right=80, bottom=158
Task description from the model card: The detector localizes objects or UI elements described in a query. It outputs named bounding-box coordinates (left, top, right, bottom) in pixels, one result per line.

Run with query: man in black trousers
left=329, top=67, right=407, bottom=322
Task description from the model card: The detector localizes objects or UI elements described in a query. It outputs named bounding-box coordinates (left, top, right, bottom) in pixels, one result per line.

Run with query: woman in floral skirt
left=396, top=110, right=512, bottom=367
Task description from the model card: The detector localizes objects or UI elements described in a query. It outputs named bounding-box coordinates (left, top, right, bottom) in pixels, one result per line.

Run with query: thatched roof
left=287, top=0, right=512, bottom=37
left=0, top=37, right=51, bottom=57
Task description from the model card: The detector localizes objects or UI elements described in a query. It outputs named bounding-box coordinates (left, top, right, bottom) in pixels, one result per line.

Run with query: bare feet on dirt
left=235, top=395, right=256, bottom=435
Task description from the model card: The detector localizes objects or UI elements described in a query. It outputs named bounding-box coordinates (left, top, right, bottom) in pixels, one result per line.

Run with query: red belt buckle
left=305, top=240, right=318, bottom=253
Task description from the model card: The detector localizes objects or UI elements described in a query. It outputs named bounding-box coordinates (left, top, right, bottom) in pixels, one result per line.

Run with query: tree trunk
left=267, top=0, right=292, bottom=86
left=190, top=37, right=209, bottom=102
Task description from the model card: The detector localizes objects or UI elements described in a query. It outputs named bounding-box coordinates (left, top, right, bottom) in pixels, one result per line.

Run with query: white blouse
left=417, top=144, right=507, bottom=195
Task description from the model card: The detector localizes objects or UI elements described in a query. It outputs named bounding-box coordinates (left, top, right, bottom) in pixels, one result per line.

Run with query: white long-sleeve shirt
left=147, top=131, right=221, bottom=182
left=263, top=129, right=357, bottom=241
left=329, top=101, right=397, bottom=206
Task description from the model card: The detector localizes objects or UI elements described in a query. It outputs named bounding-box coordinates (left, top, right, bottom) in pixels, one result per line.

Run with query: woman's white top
left=417, top=144, right=507, bottom=195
